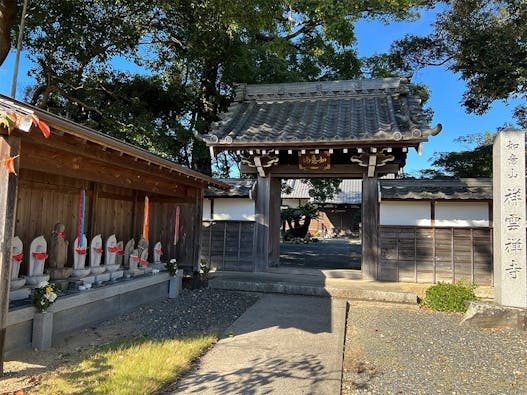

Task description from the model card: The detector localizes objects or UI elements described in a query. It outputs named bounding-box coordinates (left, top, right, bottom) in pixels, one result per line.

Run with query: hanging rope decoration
left=1, top=111, right=51, bottom=175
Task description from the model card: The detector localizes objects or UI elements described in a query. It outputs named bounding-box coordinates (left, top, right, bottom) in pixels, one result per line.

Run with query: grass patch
left=422, top=280, right=477, bottom=312
left=35, top=334, right=216, bottom=394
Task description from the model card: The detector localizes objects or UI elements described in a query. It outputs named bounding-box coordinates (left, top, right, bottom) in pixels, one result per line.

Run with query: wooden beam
left=192, top=190, right=204, bottom=274
left=20, top=132, right=210, bottom=190
left=20, top=142, right=191, bottom=198
left=0, top=135, right=21, bottom=376
left=241, top=163, right=400, bottom=178
left=367, top=154, right=377, bottom=178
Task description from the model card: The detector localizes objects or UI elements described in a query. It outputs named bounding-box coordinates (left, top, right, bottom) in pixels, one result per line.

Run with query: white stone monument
left=71, top=235, right=94, bottom=286
left=115, top=240, right=124, bottom=267
left=90, top=234, right=110, bottom=283
left=139, top=248, right=152, bottom=274
left=137, top=238, right=149, bottom=260
left=152, top=241, right=164, bottom=270
left=126, top=249, right=144, bottom=277
left=123, top=239, right=135, bottom=270
left=10, top=236, right=30, bottom=300
left=105, top=234, right=123, bottom=281
left=493, top=129, right=527, bottom=308
left=25, top=236, right=51, bottom=288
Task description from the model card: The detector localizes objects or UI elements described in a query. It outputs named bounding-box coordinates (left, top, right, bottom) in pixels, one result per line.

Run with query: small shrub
left=422, top=280, right=477, bottom=312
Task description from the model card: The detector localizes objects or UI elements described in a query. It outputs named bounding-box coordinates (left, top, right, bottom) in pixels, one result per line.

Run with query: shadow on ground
left=280, top=238, right=361, bottom=270
left=169, top=354, right=331, bottom=394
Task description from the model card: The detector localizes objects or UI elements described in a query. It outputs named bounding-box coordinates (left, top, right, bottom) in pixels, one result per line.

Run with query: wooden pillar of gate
left=255, top=175, right=270, bottom=271
left=254, top=175, right=281, bottom=271
left=269, top=177, right=281, bottom=267
left=362, top=176, right=379, bottom=280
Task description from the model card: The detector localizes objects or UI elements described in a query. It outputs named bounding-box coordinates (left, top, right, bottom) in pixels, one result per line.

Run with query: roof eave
left=1, top=95, right=229, bottom=190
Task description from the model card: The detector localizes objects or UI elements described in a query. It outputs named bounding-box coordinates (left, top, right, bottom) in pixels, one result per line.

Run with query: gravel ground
left=1, top=288, right=260, bottom=393
left=110, top=287, right=260, bottom=339
left=342, top=302, right=527, bottom=395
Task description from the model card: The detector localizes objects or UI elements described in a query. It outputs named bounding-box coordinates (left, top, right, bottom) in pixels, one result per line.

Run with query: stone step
left=209, top=273, right=418, bottom=304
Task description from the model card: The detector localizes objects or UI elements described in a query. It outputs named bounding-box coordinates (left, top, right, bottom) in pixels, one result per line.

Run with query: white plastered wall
left=203, top=198, right=212, bottom=220
left=380, top=201, right=432, bottom=226
left=435, top=202, right=489, bottom=227
left=212, top=198, right=255, bottom=221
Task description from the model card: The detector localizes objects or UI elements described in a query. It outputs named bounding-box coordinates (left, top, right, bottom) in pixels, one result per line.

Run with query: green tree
left=305, top=179, right=341, bottom=203
left=8, top=0, right=433, bottom=175
left=281, top=202, right=319, bottom=239
left=391, top=0, right=527, bottom=115
left=0, top=0, right=16, bottom=66
left=419, top=132, right=494, bottom=178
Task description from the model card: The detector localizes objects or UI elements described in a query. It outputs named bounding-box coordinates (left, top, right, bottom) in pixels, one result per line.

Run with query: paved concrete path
left=171, top=294, right=347, bottom=395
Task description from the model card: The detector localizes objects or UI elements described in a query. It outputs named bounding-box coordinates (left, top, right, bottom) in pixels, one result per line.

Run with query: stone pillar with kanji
left=493, top=129, right=527, bottom=308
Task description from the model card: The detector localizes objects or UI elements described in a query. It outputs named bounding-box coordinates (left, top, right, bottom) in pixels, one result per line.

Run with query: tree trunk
left=0, top=0, right=17, bottom=67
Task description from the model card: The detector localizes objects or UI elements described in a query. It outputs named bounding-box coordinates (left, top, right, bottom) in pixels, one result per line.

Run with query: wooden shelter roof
left=0, top=95, right=228, bottom=196
left=204, top=178, right=256, bottom=198
left=380, top=178, right=492, bottom=201
left=204, top=77, right=441, bottom=152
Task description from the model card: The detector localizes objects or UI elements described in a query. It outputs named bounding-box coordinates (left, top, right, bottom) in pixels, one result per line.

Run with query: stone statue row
left=9, top=222, right=167, bottom=301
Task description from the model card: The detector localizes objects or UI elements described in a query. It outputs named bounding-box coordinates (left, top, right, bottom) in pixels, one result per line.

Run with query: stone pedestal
left=461, top=301, right=527, bottom=331
left=71, top=268, right=91, bottom=278
left=94, top=272, right=111, bottom=284
left=10, top=277, right=26, bottom=290
left=126, top=268, right=145, bottom=277
left=10, top=287, right=30, bottom=301
left=109, top=270, right=124, bottom=281
left=168, top=269, right=184, bottom=299
left=25, top=274, right=50, bottom=288
left=106, top=263, right=124, bottom=281
left=48, top=267, right=73, bottom=281
left=32, top=311, right=53, bottom=350
left=48, top=267, right=73, bottom=290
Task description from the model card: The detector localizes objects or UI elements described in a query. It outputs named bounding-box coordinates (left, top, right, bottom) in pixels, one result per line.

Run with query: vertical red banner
left=142, top=196, right=149, bottom=241
left=173, top=206, right=180, bottom=245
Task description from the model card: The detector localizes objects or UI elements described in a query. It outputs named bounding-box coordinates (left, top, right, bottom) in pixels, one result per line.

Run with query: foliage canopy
left=3, top=0, right=432, bottom=174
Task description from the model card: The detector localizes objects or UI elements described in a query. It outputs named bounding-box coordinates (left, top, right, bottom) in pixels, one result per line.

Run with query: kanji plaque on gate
left=298, top=151, right=331, bottom=170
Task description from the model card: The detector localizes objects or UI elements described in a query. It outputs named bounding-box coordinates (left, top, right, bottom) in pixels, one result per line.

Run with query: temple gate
left=203, top=78, right=441, bottom=280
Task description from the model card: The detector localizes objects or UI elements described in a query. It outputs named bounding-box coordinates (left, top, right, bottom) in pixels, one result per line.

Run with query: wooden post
left=192, top=190, right=204, bottom=273
left=254, top=175, right=271, bottom=271
left=361, top=176, right=379, bottom=280
left=0, top=135, right=21, bottom=376
left=268, top=177, right=281, bottom=267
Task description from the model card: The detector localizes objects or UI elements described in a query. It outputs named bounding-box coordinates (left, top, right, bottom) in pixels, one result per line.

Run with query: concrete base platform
left=461, top=301, right=527, bottom=330
left=209, top=271, right=421, bottom=304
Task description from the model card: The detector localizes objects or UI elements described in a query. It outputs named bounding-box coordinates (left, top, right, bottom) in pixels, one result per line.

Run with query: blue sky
left=355, top=8, right=521, bottom=175
left=0, top=6, right=521, bottom=176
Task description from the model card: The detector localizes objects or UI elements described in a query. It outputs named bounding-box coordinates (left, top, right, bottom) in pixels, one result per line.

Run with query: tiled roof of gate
left=204, top=78, right=441, bottom=148
left=204, top=178, right=256, bottom=198
left=380, top=179, right=492, bottom=200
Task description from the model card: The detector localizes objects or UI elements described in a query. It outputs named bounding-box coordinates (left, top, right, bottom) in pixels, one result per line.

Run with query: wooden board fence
left=379, top=226, right=493, bottom=284
left=201, top=220, right=256, bottom=272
